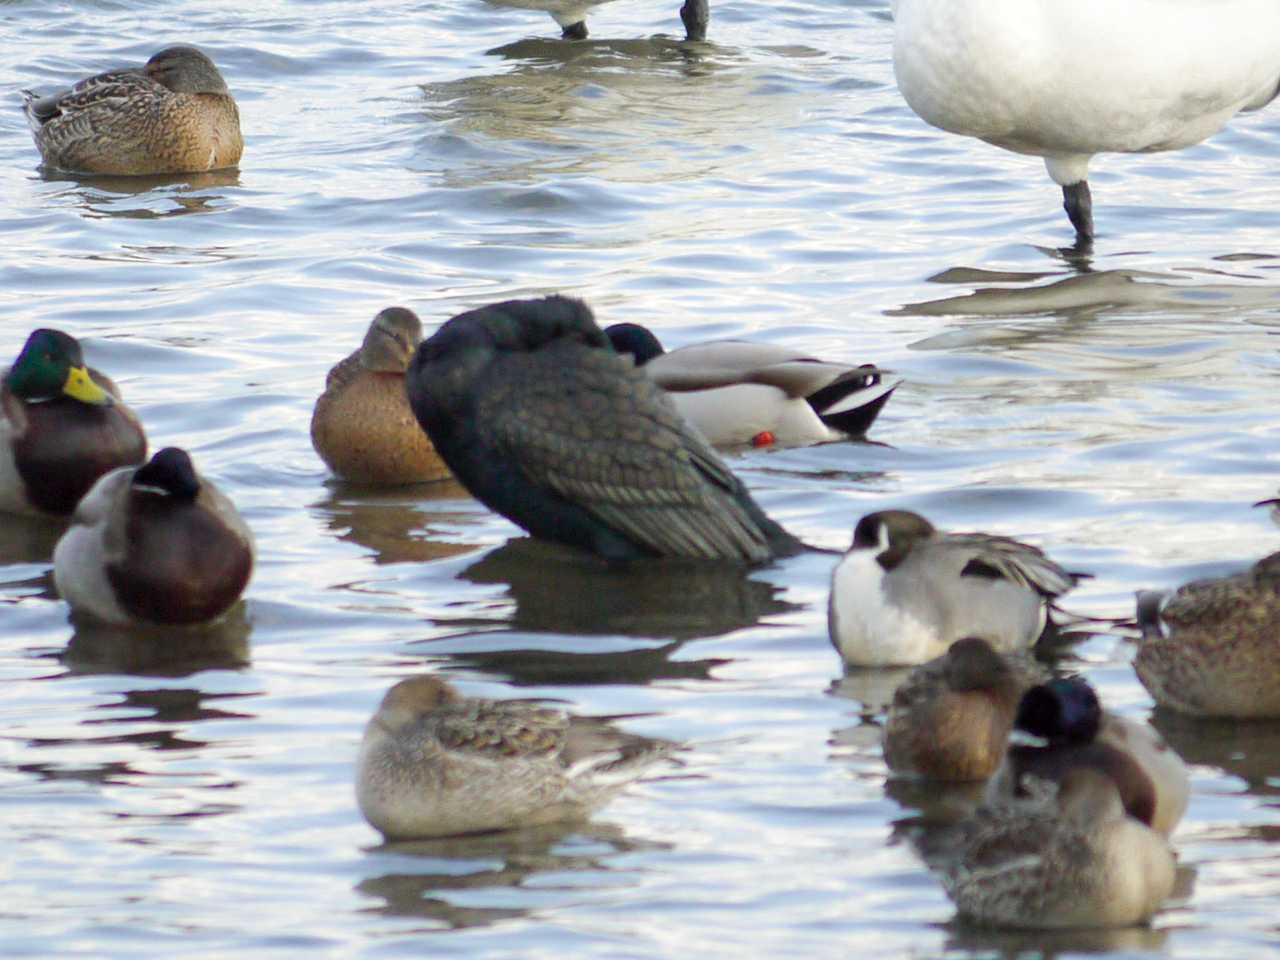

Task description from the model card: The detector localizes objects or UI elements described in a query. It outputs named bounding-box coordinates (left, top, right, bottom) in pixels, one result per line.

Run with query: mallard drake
left=828, top=510, right=1084, bottom=667
left=52, top=447, right=254, bottom=626
left=604, top=322, right=898, bottom=449
left=943, top=769, right=1177, bottom=929
left=484, top=0, right=708, bottom=40
left=882, top=638, right=1045, bottom=781
left=1135, top=555, right=1280, bottom=717
left=23, top=45, right=242, bottom=176
left=987, top=677, right=1189, bottom=837
left=405, top=295, right=803, bottom=562
left=0, top=328, right=146, bottom=517
left=310, top=308, right=450, bottom=485
left=892, top=0, right=1280, bottom=238
left=356, top=675, right=675, bottom=839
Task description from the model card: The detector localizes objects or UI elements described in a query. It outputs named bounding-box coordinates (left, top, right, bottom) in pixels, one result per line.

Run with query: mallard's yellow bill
left=63, top=365, right=113, bottom=406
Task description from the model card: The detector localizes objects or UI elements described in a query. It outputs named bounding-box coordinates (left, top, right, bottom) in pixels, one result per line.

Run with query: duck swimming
left=987, top=677, right=1189, bottom=837
left=357, top=675, right=675, bottom=839
left=52, top=447, right=254, bottom=627
left=0, top=328, right=146, bottom=517
left=828, top=510, right=1083, bottom=667
left=311, top=307, right=451, bottom=485
left=484, top=0, right=708, bottom=40
left=405, top=295, right=803, bottom=562
left=943, top=769, right=1177, bottom=929
left=892, top=0, right=1280, bottom=238
left=1135, top=554, right=1280, bottom=717
left=23, top=45, right=242, bottom=176
left=604, top=322, right=897, bottom=449
left=882, top=637, right=1043, bottom=781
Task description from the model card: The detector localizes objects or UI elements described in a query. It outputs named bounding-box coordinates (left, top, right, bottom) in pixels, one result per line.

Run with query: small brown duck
left=52, top=447, right=254, bottom=626
left=357, top=675, right=675, bottom=840
left=311, top=308, right=450, bottom=485
left=943, top=769, right=1177, bottom=929
left=23, top=45, right=242, bottom=176
left=882, top=637, right=1044, bottom=781
left=0, top=328, right=146, bottom=517
left=1135, top=555, right=1280, bottom=717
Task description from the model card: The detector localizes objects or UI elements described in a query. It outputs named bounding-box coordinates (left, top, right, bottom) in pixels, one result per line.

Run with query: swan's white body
left=892, top=0, right=1280, bottom=228
left=485, top=0, right=618, bottom=30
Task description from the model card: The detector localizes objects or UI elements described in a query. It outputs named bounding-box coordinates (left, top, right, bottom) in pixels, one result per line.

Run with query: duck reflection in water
left=356, top=821, right=665, bottom=929
left=455, top=536, right=796, bottom=639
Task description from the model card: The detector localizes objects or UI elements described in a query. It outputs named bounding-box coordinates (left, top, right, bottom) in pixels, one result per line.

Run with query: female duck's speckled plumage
left=604, top=322, right=898, bottom=449
left=23, top=45, right=243, bottom=176
left=484, top=0, right=708, bottom=40
left=52, top=447, right=254, bottom=626
left=405, top=295, right=803, bottom=563
left=311, top=308, right=450, bottom=485
left=356, top=675, right=675, bottom=839
left=883, top=637, right=1046, bottom=781
left=0, top=328, right=146, bottom=517
left=828, top=510, right=1083, bottom=667
left=944, top=769, right=1177, bottom=929
left=892, top=0, right=1280, bottom=237
left=987, top=678, right=1189, bottom=837
left=1135, top=554, right=1280, bottom=717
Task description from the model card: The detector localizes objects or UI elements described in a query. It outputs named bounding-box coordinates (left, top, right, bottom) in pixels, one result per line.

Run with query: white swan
left=892, top=0, right=1280, bottom=238
left=484, top=0, right=708, bottom=40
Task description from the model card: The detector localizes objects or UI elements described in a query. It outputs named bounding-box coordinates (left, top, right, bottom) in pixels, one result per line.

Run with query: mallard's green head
left=6, top=329, right=112, bottom=406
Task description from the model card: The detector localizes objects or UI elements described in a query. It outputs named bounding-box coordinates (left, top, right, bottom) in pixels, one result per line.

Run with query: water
left=3, top=1, right=1280, bottom=956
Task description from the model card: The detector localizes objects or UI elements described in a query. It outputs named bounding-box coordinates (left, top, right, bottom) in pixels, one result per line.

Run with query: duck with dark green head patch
left=0, top=328, right=147, bottom=517
left=405, top=295, right=802, bottom=563
left=986, top=677, right=1189, bottom=837
left=53, top=447, right=254, bottom=626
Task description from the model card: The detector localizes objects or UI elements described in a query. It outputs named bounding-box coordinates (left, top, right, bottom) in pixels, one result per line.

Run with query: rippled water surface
left=4, top=1, right=1280, bottom=957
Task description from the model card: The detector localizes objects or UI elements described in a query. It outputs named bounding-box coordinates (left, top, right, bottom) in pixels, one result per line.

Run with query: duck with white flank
left=405, top=296, right=803, bottom=563
left=53, top=447, right=254, bottom=627
left=357, top=675, right=675, bottom=840
left=605, top=322, right=898, bottom=449
left=829, top=510, right=1084, bottom=667
left=892, top=0, right=1280, bottom=239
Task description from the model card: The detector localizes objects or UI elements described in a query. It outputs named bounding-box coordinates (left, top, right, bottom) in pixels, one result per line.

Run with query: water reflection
left=356, top=821, right=662, bottom=930
left=900, top=265, right=1280, bottom=326
left=38, top=169, right=242, bottom=219
left=443, top=637, right=729, bottom=687
left=312, top=481, right=478, bottom=565
left=453, top=536, right=796, bottom=638
left=58, top=607, right=252, bottom=678
left=943, top=923, right=1170, bottom=958
left=1152, top=711, right=1280, bottom=798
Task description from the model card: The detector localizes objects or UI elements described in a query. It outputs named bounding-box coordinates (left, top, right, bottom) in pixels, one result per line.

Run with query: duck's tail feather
left=809, top=367, right=900, bottom=436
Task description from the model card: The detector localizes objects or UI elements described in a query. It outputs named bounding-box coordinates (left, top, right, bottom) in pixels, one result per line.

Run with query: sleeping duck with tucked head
left=53, top=447, right=254, bottom=627
left=23, top=45, right=242, bottom=176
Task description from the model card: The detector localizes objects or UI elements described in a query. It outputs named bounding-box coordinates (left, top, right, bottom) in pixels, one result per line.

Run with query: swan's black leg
left=1062, top=180, right=1094, bottom=240
left=680, top=0, right=709, bottom=40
